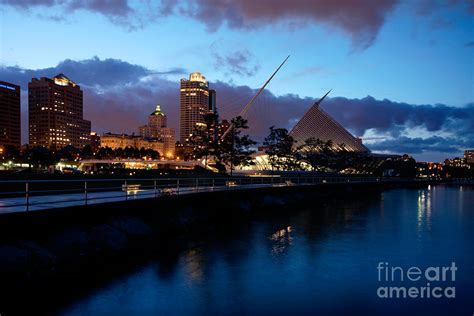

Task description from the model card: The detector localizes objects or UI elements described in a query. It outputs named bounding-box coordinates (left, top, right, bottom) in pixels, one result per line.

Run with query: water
left=59, top=185, right=474, bottom=315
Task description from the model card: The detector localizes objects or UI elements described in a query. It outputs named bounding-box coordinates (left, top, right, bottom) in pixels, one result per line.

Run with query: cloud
left=282, top=66, right=325, bottom=82
left=4, top=0, right=132, bottom=16
left=82, top=78, right=180, bottom=135
left=0, top=56, right=186, bottom=88
left=321, top=96, right=474, bottom=138
left=2, top=0, right=137, bottom=28
left=0, top=57, right=185, bottom=142
left=414, top=0, right=474, bottom=16
left=208, top=84, right=474, bottom=156
left=465, top=41, right=474, bottom=47
left=161, top=0, right=400, bottom=49
left=3, top=0, right=56, bottom=8
left=368, top=136, right=470, bottom=154
left=69, top=0, right=132, bottom=17
left=5, top=1, right=472, bottom=50
left=4, top=0, right=400, bottom=49
left=212, top=49, right=260, bottom=77
left=1, top=57, right=472, bottom=159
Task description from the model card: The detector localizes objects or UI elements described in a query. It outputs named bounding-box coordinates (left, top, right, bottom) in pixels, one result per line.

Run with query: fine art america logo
left=377, top=262, right=457, bottom=299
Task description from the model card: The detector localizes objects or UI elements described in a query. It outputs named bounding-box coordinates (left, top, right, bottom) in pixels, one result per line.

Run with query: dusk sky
left=1, top=0, right=473, bottom=162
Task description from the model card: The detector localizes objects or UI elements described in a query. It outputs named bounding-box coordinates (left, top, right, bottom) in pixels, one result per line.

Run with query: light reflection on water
left=270, top=226, right=293, bottom=255
left=182, top=249, right=204, bottom=284
left=417, top=187, right=432, bottom=232
left=60, top=185, right=474, bottom=316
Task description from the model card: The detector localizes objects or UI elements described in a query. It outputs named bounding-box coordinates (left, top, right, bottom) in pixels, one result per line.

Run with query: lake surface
left=59, top=185, right=474, bottom=315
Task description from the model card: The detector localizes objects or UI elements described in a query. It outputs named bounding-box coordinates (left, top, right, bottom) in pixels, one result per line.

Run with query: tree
left=296, top=137, right=326, bottom=171
left=138, top=147, right=147, bottom=159
left=24, top=146, right=57, bottom=169
left=57, top=145, right=79, bottom=161
left=297, top=138, right=368, bottom=172
left=376, top=155, right=417, bottom=177
left=216, top=116, right=256, bottom=175
left=123, top=146, right=135, bottom=158
left=115, top=147, right=124, bottom=158
left=96, top=146, right=115, bottom=159
left=81, top=144, right=94, bottom=159
left=0, top=145, right=20, bottom=162
left=144, top=148, right=160, bottom=159
left=175, top=144, right=192, bottom=161
left=263, top=126, right=298, bottom=171
left=190, top=112, right=219, bottom=168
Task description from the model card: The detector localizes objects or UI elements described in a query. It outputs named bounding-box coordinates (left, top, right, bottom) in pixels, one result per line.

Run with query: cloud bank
left=159, top=0, right=399, bottom=49
left=1, top=57, right=472, bottom=160
left=5, top=0, right=472, bottom=49
left=3, top=0, right=136, bottom=27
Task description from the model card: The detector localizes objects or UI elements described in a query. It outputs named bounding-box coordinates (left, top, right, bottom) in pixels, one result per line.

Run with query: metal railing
left=0, top=176, right=426, bottom=213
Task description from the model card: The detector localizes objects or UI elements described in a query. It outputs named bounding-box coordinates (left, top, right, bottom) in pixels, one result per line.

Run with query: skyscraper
left=289, top=93, right=369, bottom=152
left=208, top=89, right=219, bottom=141
left=179, top=72, right=210, bottom=143
left=148, top=104, right=167, bottom=129
left=0, top=81, right=21, bottom=149
left=28, top=74, right=91, bottom=149
left=90, top=132, right=101, bottom=152
left=139, top=104, right=175, bottom=156
left=160, top=127, right=176, bottom=157
left=139, top=105, right=167, bottom=139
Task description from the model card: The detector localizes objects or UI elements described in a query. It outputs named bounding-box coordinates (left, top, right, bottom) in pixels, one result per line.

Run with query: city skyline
left=0, top=0, right=473, bottom=162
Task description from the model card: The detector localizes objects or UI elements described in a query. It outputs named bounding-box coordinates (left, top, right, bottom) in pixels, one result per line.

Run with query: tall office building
left=139, top=105, right=167, bottom=139
left=208, top=89, right=219, bottom=141
left=179, top=72, right=210, bottom=143
left=0, top=81, right=21, bottom=149
left=139, top=104, right=175, bottom=156
left=90, top=132, right=101, bottom=152
left=289, top=94, right=369, bottom=152
left=160, top=127, right=176, bottom=157
left=148, top=104, right=167, bottom=129
left=28, top=74, right=91, bottom=149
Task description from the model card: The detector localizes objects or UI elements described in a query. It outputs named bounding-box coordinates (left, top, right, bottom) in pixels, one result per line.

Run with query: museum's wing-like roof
left=289, top=91, right=369, bottom=152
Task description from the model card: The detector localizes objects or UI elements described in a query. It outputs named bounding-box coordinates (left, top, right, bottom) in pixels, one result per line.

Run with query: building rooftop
left=0, top=81, right=20, bottom=91
left=188, top=72, right=207, bottom=84
left=150, top=105, right=165, bottom=116
left=289, top=93, right=369, bottom=152
left=53, top=73, right=78, bottom=87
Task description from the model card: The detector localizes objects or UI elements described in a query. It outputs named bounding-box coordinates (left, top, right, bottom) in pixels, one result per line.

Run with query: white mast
left=221, top=55, right=290, bottom=139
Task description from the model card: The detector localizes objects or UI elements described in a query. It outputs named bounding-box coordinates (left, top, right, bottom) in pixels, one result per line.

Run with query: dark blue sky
left=1, top=0, right=473, bottom=161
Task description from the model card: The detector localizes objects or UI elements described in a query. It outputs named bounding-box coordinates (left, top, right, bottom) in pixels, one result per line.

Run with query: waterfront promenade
left=0, top=176, right=436, bottom=214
